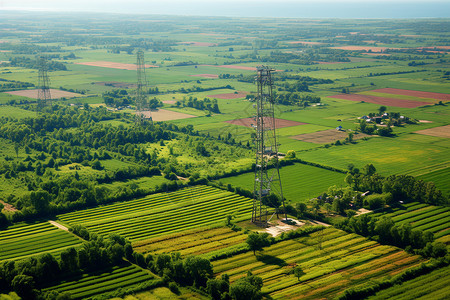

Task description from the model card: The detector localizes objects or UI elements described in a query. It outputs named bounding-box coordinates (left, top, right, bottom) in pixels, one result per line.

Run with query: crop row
left=43, top=264, right=155, bottom=300
left=366, top=265, right=450, bottom=300
left=133, top=226, right=246, bottom=256
left=0, top=222, right=81, bottom=261
left=59, top=185, right=215, bottom=224
left=57, top=186, right=253, bottom=241
left=213, top=227, right=424, bottom=299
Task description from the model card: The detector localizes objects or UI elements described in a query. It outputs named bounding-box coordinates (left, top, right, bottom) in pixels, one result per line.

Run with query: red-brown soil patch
left=178, top=42, right=217, bottom=47
left=291, top=129, right=370, bottom=144
left=94, top=81, right=136, bottom=88
left=225, top=117, right=307, bottom=128
left=76, top=61, right=158, bottom=70
left=162, top=100, right=177, bottom=104
left=288, top=41, right=324, bottom=45
left=207, top=91, right=248, bottom=99
left=0, top=50, right=11, bottom=53
left=328, top=94, right=430, bottom=108
left=0, top=200, right=18, bottom=212
left=189, top=74, right=219, bottom=79
left=330, top=46, right=401, bottom=52
left=371, top=88, right=450, bottom=101
left=5, top=89, right=83, bottom=99
left=415, top=125, right=450, bottom=139
left=137, top=109, right=196, bottom=121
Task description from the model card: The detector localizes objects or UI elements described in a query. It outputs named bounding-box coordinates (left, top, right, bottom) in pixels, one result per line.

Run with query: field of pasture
left=217, top=163, right=346, bottom=203
left=213, top=227, right=425, bottom=299
left=57, top=185, right=253, bottom=241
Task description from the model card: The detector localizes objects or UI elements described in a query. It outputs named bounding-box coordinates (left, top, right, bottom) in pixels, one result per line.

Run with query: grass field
left=42, top=263, right=156, bottom=300
left=217, top=163, right=346, bottom=203
left=0, top=222, right=82, bottom=261
left=371, top=202, right=450, bottom=244
left=57, top=185, right=253, bottom=241
left=213, top=227, right=425, bottom=299
left=366, top=265, right=450, bottom=300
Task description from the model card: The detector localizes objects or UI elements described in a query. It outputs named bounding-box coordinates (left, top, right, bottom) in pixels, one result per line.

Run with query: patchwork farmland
left=213, top=227, right=425, bottom=299
left=371, top=202, right=450, bottom=244
left=57, top=185, right=253, bottom=241
left=0, top=222, right=82, bottom=261
left=42, top=264, right=156, bottom=300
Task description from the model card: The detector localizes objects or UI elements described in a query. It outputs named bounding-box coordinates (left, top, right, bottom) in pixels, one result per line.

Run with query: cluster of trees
left=345, top=172, right=447, bottom=206
left=336, top=214, right=447, bottom=258
left=274, top=92, right=321, bottom=106
left=103, top=89, right=162, bottom=109
left=0, top=78, right=34, bottom=92
left=175, top=97, right=220, bottom=113
left=8, top=57, right=67, bottom=71
left=358, top=119, right=393, bottom=137
left=0, top=43, right=61, bottom=54
left=176, top=85, right=233, bottom=94
left=0, top=233, right=131, bottom=299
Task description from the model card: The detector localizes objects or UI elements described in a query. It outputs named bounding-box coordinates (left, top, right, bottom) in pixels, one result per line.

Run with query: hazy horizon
left=1, top=0, right=450, bottom=18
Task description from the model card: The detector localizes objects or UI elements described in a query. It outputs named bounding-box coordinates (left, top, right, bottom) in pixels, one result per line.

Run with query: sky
left=1, top=0, right=450, bottom=18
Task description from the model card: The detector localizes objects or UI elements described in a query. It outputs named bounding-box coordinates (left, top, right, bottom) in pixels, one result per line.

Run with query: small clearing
left=5, top=89, right=83, bottom=99
left=291, top=129, right=370, bottom=144
left=265, top=219, right=304, bottom=237
left=48, top=220, right=69, bottom=232
left=415, top=125, right=450, bottom=139
left=0, top=200, right=18, bottom=212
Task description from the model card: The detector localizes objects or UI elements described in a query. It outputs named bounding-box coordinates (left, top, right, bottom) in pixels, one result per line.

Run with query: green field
left=133, top=226, right=247, bottom=257
left=42, top=263, right=156, bottom=300
left=371, top=202, right=450, bottom=244
left=217, top=163, right=347, bottom=202
left=0, top=222, right=82, bottom=261
left=57, top=185, right=253, bottom=241
left=367, top=265, right=450, bottom=300
left=213, top=227, right=424, bottom=299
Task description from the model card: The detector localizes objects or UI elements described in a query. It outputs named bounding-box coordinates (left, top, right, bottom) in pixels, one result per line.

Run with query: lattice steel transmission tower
left=135, top=49, right=151, bottom=124
left=252, top=66, right=287, bottom=226
left=37, top=56, right=52, bottom=112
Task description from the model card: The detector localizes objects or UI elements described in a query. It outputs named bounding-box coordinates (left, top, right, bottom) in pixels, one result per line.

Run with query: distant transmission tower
left=252, top=66, right=287, bottom=226
left=37, top=56, right=52, bottom=112
left=135, top=49, right=151, bottom=124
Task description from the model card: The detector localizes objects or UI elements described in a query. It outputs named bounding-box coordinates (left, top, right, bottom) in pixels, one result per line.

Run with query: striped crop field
left=42, top=263, right=156, bottom=300
left=133, top=226, right=247, bottom=257
left=213, top=227, right=425, bottom=300
left=0, top=222, right=82, bottom=261
left=371, top=202, right=450, bottom=244
left=57, top=185, right=253, bottom=241
left=367, top=265, right=450, bottom=300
